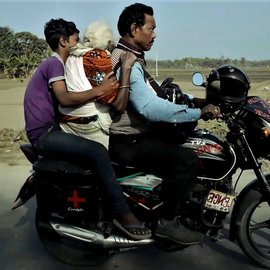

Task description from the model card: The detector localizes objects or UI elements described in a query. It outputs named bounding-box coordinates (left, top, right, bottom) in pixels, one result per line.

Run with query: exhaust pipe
left=49, top=220, right=155, bottom=249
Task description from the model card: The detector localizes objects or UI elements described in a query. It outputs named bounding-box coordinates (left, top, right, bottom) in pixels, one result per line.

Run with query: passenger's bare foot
left=113, top=212, right=152, bottom=239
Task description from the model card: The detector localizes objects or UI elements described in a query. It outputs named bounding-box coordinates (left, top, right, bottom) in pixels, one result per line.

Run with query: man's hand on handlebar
left=200, top=104, right=220, bottom=120
left=192, top=97, right=207, bottom=109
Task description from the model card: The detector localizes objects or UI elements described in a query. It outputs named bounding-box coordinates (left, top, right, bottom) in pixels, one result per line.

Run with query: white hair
left=83, top=21, right=115, bottom=50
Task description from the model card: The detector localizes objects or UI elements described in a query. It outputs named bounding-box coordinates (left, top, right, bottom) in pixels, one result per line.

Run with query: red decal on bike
left=254, top=108, right=270, bottom=120
left=197, top=143, right=222, bottom=155
left=67, top=190, right=86, bottom=208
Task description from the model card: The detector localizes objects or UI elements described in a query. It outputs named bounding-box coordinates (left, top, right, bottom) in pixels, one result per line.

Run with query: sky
left=0, top=0, right=269, bottom=61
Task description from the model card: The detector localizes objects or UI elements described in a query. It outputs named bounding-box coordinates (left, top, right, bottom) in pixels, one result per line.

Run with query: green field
left=0, top=67, right=269, bottom=102
left=1, top=66, right=269, bottom=90
left=0, top=69, right=269, bottom=167
left=148, top=67, right=270, bottom=82
left=147, top=67, right=270, bottom=100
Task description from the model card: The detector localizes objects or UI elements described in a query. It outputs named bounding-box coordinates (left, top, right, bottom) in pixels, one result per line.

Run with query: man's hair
left=117, top=3, right=154, bottom=37
left=44, top=18, right=80, bottom=50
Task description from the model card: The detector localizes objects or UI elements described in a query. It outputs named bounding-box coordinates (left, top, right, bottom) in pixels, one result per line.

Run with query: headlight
left=262, top=127, right=270, bottom=138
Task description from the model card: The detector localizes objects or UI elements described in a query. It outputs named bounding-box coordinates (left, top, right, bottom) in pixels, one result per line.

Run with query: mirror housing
left=192, top=72, right=205, bottom=86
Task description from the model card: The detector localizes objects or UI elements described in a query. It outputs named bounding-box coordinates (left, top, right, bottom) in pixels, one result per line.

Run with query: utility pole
left=155, top=51, right=159, bottom=77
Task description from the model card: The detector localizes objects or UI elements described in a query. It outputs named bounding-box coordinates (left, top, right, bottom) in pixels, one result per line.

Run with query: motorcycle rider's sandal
left=113, top=219, right=152, bottom=240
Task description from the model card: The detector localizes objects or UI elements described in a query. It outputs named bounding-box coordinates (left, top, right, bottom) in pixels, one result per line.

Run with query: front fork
left=237, top=132, right=270, bottom=203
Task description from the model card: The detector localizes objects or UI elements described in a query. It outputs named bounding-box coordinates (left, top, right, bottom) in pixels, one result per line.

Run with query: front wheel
left=236, top=188, right=270, bottom=269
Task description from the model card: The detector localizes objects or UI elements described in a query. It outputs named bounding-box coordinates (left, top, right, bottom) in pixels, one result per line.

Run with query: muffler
left=49, top=220, right=155, bottom=248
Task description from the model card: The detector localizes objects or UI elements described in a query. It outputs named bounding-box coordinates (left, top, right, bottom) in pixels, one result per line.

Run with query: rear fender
left=229, top=173, right=270, bottom=241
left=12, top=174, right=36, bottom=210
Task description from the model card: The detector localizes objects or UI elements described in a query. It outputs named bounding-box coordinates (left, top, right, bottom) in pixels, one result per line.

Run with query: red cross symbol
left=138, top=196, right=147, bottom=205
left=67, top=190, right=86, bottom=208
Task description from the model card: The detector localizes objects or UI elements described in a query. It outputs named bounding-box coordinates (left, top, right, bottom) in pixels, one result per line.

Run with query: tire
left=236, top=188, right=270, bottom=269
left=35, top=208, right=111, bottom=266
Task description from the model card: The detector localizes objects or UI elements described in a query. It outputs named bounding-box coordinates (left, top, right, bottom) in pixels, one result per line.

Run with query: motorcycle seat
left=20, top=143, right=39, bottom=164
left=33, top=158, right=93, bottom=177
left=21, top=144, right=141, bottom=180
left=20, top=144, right=92, bottom=176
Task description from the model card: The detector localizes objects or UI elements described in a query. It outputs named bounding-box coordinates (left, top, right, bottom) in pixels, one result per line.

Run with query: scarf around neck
left=115, top=38, right=146, bottom=66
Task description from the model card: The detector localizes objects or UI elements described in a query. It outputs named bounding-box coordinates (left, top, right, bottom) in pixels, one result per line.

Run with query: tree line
left=0, top=26, right=49, bottom=79
left=0, top=26, right=269, bottom=79
left=146, top=57, right=270, bottom=70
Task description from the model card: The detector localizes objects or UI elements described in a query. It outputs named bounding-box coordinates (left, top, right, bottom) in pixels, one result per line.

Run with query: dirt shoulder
left=0, top=79, right=29, bottom=166
left=0, top=128, right=30, bottom=166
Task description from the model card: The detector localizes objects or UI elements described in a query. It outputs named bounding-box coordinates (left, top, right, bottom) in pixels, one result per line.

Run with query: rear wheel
left=236, top=189, right=270, bottom=269
left=35, top=208, right=111, bottom=266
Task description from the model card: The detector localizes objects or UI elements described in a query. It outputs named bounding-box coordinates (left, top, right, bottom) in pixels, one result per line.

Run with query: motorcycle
left=13, top=66, right=270, bottom=268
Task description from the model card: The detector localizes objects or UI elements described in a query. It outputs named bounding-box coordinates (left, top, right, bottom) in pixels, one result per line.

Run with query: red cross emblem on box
left=67, top=190, right=86, bottom=208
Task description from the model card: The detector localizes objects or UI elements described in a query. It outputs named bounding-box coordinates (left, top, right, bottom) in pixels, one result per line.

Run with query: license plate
left=205, top=190, right=236, bottom=213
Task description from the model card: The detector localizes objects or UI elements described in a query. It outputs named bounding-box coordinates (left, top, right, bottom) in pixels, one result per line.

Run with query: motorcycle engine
left=181, top=176, right=234, bottom=234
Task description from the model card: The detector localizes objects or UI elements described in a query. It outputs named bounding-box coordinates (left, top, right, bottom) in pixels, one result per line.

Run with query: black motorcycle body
left=13, top=79, right=270, bottom=268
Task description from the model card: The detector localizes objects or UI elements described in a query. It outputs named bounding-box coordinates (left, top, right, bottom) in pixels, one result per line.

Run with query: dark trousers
left=109, top=133, right=198, bottom=219
left=34, top=125, right=130, bottom=218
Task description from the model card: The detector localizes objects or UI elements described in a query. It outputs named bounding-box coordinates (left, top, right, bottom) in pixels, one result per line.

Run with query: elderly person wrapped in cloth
left=59, top=21, right=135, bottom=149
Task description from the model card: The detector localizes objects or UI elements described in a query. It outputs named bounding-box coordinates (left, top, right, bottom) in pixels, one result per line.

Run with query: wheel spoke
left=250, top=219, right=270, bottom=231
left=236, top=190, right=270, bottom=268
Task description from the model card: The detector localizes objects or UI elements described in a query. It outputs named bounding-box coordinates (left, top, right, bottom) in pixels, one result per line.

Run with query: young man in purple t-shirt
left=24, top=19, right=118, bottom=145
left=23, top=18, right=151, bottom=240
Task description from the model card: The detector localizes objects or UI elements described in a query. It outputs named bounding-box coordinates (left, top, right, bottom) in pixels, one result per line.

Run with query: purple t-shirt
left=24, top=53, right=65, bottom=144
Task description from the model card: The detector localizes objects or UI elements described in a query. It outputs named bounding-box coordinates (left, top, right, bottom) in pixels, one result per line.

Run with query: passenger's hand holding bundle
left=96, top=72, right=120, bottom=104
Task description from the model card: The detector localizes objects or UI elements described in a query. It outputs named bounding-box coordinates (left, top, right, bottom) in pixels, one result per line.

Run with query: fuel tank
left=182, top=129, right=236, bottom=180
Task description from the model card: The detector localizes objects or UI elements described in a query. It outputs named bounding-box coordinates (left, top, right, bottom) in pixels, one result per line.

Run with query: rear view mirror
left=192, top=72, right=204, bottom=86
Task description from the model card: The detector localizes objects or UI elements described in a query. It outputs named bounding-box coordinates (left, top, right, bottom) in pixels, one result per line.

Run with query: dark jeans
left=109, top=133, right=198, bottom=219
left=34, top=125, right=130, bottom=218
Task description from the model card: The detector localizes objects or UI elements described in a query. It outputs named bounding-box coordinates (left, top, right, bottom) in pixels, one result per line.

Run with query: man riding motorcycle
left=109, top=2, right=220, bottom=245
